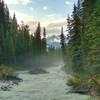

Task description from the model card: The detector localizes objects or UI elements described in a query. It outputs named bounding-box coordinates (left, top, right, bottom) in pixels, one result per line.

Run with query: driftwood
left=92, top=78, right=100, bottom=88
left=89, top=77, right=100, bottom=97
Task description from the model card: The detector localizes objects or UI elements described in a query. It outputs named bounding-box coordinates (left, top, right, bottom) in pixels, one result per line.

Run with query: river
left=0, top=65, right=89, bottom=100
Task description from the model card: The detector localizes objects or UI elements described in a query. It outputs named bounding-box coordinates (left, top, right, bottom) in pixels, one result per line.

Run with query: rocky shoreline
left=0, top=76, right=22, bottom=91
left=69, top=84, right=90, bottom=94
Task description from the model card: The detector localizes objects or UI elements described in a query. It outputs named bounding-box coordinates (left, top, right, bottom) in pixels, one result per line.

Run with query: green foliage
left=67, top=1, right=84, bottom=75
left=88, top=75, right=100, bottom=91
left=67, top=75, right=87, bottom=88
left=41, top=27, right=47, bottom=54
left=0, top=1, right=47, bottom=66
left=67, top=78, right=81, bottom=88
left=0, top=64, right=16, bottom=78
left=67, top=0, right=100, bottom=76
left=60, top=27, right=65, bottom=48
left=65, top=0, right=100, bottom=96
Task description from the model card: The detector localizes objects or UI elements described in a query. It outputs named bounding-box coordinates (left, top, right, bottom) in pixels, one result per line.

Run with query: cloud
left=47, top=18, right=66, bottom=28
left=25, top=17, right=67, bottom=36
left=46, top=25, right=68, bottom=37
left=65, top=1, right=71, bottom=5
left=46, top=14, right=63, bottom=19
left=40, top=14, right=65, bottom=27
left=46, top=27, right=61, bottom=36
left=26, top=21, right=38, bottom=34
left=30, top=7, right=34, bottom=11
left=43, top=6, right=48, bottom=11
left=44, top=18, right=67, bottom=36
left=10, top=10, right=67, bottom=36
left=4, top=0, right=32, bottom=5
left=10, top=10, right=38, bottom=34
left=46, top=14, right=57, bottom=17
left=10, top=10, right=34, bottom=23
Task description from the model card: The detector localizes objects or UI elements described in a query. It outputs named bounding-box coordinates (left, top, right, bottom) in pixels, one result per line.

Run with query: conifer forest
left=0, top=0, right=100, bottom=100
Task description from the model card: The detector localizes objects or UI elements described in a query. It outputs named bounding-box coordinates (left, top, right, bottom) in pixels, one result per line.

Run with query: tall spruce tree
left=0, top=1, right=10, bottom=64
left=34, top=22, right=41, bottom=40
left=41, top=27, right=46, bottom=54
left=60, top=26, right=65, bottom=48
left=60, top=26, right=68, bottom=68
left=34, top=22, right=41, bottom=55
left=67, top=3, right=83, bottom=74
left=67, top=0, right=100, bottom=90
left=82, top=0, right=100, bottom=76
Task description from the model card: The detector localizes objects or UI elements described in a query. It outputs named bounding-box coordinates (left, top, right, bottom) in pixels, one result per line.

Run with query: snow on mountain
left=46, top=35, right=68, bottom=48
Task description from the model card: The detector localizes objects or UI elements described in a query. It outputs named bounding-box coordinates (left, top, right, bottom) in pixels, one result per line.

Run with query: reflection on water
left=0, top=66, right=89, bottom=100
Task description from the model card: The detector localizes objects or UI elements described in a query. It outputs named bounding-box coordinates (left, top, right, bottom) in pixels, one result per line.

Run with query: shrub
left=66, top=75, right=87, bottom=88
left=0, top=64, right=16, bottom=78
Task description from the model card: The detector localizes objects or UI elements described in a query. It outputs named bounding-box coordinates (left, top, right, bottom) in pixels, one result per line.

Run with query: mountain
left=46, top=35, right=68, bottom=48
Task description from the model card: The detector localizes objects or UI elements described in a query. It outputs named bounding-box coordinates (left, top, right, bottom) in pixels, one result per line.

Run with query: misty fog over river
left=0, top=65, right=89, bottom=100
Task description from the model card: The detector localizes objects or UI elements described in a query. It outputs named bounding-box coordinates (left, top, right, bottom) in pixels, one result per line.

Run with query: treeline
left=0, top=1, right=46, bottom=66
left=62, top=0, right=100, bottom=95
left=67, top=0, right=100, bottom=78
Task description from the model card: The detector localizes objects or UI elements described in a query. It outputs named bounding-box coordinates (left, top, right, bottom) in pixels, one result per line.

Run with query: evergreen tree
left=34, top=22, right=41, bottom=40
left=67, top=3, right=83, bottom=74
left=60, top=26, right=67, bottom=65
left=0, top=1, right=48, bottom=68
left=66, top=0, right=100, bottom=92
left=0, top=0, right=10, bottom=64
left=43, top=27, right=46, bottom=40
left=41, top=27, right=47, bottom=54
left=82, top=0, right=100, bottom=76
left=60, top=26, right=65, bottom=48
left=34, top=22, right=42, bottom=55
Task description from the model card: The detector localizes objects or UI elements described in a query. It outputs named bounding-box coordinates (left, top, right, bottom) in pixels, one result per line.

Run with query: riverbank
left=0, top=66, right=89, bottom=100
left=66, top=75, right=100, bottom=100
left=0, top=76, right=22, bottom=91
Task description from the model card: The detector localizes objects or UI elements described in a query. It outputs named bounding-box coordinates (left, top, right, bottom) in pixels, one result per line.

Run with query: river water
left=0, top=66, right=89, bottom=100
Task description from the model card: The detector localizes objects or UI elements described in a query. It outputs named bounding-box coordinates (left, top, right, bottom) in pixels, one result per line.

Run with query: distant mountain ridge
left=47, top=35, right=68, bottom=48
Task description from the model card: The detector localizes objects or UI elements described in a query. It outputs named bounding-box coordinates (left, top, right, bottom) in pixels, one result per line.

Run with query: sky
left=5, top=0, right=77, bottom=36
